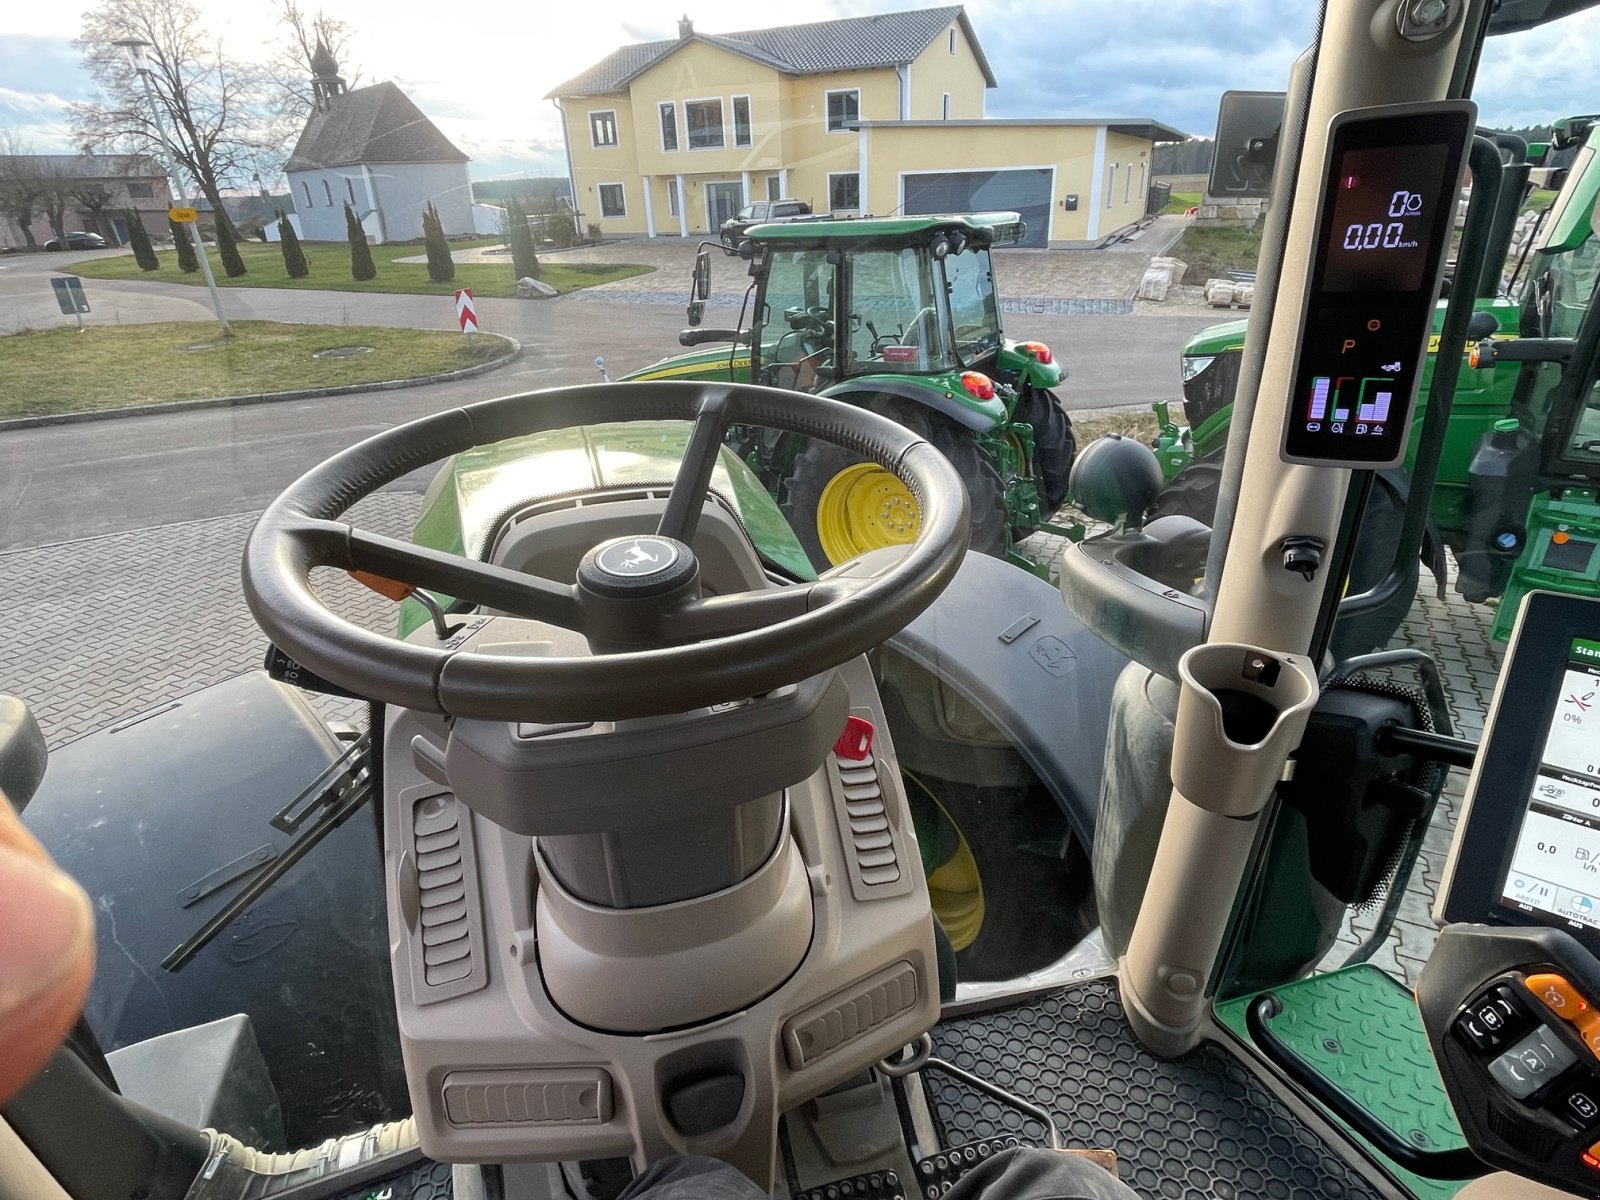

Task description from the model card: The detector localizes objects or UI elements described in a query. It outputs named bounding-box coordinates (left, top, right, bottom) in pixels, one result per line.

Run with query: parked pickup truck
left=719, top=199, right=817, bottom=249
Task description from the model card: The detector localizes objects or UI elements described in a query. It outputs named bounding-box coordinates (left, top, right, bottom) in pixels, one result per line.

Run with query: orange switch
left=1588, top=1140, right=1600, bottom=1170
left=1577, top=1010, right=1600, bottom=1059
left=1526, top=973, right=1591, bottom=1021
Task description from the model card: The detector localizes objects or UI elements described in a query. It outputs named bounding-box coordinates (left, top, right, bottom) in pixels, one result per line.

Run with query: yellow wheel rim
left=905, top=772, right=986, bottom=953
left=927, top=837, right=985, bottom=952
left=815, top=463, right=923, bottom=566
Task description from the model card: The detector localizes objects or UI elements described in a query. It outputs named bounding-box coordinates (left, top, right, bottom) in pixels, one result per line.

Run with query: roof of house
left=286, top=81, right=468, bottom=172
left=856, top=117, right=1190, bottom=142
left=0, top=153, right=166, bottom=178
left=546, top=6, right=997, bottom=98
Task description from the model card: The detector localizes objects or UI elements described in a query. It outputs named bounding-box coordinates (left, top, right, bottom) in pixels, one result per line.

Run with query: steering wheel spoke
left=660, top=576, right=871, bottom=642
left=340, top=527, right=579, bottom=629
left=657, top=390, right=736, bottom=544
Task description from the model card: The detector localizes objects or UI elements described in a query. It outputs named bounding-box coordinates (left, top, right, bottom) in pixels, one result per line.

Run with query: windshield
left=845, top=246, right=948, bottom=373
left=941, top=247, right=1002, bottom=364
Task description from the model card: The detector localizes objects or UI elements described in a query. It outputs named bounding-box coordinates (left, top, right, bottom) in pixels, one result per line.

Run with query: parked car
left=719, top=199, right=813, bottom=250
left=44, top=231, right=108, bottom=251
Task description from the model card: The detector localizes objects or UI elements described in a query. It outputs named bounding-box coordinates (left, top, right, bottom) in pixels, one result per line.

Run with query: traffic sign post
left=455, top=289, right=478, bottom=348
left=50, top=277, right=90, bottom=330
left=169, top=207, right=230, bottom=338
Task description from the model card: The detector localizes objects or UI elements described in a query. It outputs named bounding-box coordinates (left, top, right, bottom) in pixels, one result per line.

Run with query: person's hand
left=0, top=792, right=94, bottom=1103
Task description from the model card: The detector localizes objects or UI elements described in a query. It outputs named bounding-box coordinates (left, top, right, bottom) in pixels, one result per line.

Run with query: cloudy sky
left=3, top=0, right=1597, bottom=183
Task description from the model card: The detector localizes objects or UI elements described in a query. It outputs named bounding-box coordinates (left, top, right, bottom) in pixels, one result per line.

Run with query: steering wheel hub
left=580, top=535, right=696, bottom=598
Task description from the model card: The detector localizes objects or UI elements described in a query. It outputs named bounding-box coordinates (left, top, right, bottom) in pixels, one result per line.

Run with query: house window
left=828, top=172, right=860, bottom=212
left=766, top=175, right=781, bottom=201
left=598, top=182, right=626, bottom=218
left=732, top=95, right=752, bottom=148
left=942, top=93, right=950, bottom=120
left=667, top=179, right=680, bottom=217
left=686, top=99, right=724, bottom=149
left=127, top=182, right=153, bottom=199
left=347, top=178, right=357, bottom=204
left=323, top=179, right=334, bottom=205
left=1124, top=164, right=1133, bottom=205
left=659, top=102, right=678, bottom=152
left=1139, top=161, right=1148, bottom=198
left=301, top=181, right=313, bottom=207
left=949, top=27, right=957, bottom=53
left=1105, top=164, right=1116, bottom=210
left=826, top=89, right=860, bottom=132
left=590, top=110, right=619, bottom=148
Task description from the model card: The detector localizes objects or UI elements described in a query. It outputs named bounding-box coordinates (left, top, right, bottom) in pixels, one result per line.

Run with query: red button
left=834, top=716, right=875, bottom=760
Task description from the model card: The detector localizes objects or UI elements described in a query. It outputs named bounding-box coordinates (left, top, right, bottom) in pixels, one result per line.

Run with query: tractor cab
left=17, top=3, right=1600, bottom=1200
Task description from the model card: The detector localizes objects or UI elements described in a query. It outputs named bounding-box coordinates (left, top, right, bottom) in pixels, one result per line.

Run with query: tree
left=344, top=200, right=375, bottom=280
left=170, top=217, right=198, bottom=271
left=72, top=0, right=273, bottom=259
left=0, top=133, right=45, bottom=248
left=507, top=198, right=540, bottom=280
left=212, top=207, right=246, bottom=275
left=265, top=0, right=360, bottom=145
left=125, top=209, right=159, bottom=268
left=421, top=199, right=453, bottom=283
left=69, top=174, right=120, bottom=244
left=277, top=208, right=307, bottom=277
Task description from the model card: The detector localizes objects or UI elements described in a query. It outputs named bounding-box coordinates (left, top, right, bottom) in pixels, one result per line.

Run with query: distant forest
left=1154, top=124, right=1560, bottom=177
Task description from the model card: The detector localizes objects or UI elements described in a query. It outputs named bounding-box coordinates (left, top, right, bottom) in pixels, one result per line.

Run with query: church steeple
left=310, top=39, right=346, bottom=109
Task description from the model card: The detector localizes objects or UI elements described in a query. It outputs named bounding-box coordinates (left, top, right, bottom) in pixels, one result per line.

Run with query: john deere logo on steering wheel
left=595, top=536, right=680, bottom=578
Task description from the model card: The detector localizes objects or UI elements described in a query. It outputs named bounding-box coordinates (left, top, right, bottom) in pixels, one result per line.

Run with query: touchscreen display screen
left=1500, top=637, right=1600, bottom=927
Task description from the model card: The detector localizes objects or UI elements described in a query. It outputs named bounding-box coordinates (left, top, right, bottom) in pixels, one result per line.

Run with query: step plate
left=925, top=979, right=1385, bottom=1200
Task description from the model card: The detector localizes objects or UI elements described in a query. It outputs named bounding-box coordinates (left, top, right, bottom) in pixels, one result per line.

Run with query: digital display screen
left=1281, top=105, right=1472, bottom=468
left=1499, top=637, right=1600, bottom=930
left=1320, top=143, right=1451, bottom=294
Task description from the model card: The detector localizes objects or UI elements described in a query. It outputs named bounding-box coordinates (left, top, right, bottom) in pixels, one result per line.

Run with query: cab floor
left=925, top=978, right=1386, bottom=1200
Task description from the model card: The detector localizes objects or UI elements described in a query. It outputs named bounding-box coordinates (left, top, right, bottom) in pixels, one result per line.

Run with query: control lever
left=1418, top=924, right=1600, bottom=1195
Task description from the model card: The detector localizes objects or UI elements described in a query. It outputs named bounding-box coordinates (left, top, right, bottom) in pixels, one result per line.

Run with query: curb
left=0, top=332, right=522, bottom=433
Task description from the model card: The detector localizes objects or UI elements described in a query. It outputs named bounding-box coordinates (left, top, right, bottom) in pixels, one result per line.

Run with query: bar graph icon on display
left=1308, top=376, right=1331, bottom=420
left=1358, top=377, right=1395, bottom=423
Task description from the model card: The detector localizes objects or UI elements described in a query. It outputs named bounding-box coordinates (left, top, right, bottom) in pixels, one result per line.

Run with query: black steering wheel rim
left=243, top=381, right=971, bottom=723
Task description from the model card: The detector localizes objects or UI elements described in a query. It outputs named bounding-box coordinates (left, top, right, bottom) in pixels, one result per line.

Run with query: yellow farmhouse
left=548, top=7, right=1185, bottom=249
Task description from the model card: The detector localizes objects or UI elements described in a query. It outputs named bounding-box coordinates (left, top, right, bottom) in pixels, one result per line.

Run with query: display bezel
left=1280, top=102, right=1475, bottom=468
left=1438, top=591, right=1600, bottom=950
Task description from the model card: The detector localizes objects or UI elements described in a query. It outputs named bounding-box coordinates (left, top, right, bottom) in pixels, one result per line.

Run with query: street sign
left=168, top=206, right=198, bottom=223
left=455, top=289, right=478, bottom=334
left=50, top=277, right=89, bottom=328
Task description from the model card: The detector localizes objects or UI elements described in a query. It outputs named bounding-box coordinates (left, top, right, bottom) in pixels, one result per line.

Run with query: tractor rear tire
left=1013, top=387, right=1076, bottom=524
left=1148, top=458, right=1224, bottom=524
left=781, top=399, right=1008, bottom=571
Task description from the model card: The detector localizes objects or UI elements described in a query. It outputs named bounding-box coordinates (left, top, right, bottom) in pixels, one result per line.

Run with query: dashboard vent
left=833, top=751, right=902, bottom=888
left=782, top=961, right=919, bottom=1069
left=442, top=1068, right=612, bottom=1127
left=411, top=792, right=486, bottom=1000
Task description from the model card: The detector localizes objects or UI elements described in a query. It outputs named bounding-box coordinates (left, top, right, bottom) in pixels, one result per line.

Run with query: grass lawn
left=1162, top=191, right=1202, bottom=215
left=0, top=320, right=509, bottom=420
left=1171, top=224, right=1264, bottom=280
left=65, top=237, right=652, bottom=299
left=1073, top=408, right=1159, bottom=444
left=1524, top=188, right=1558, bottom=215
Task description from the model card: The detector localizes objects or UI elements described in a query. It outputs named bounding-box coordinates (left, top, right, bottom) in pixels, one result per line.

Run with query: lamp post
left=113, top=36, right=230, bottom=336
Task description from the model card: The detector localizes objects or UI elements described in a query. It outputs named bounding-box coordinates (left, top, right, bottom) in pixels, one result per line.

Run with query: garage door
left=901, top=169, right=1051, bottom=247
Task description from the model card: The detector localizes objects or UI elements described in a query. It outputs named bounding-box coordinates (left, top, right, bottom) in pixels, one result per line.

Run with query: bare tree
left=71, top=0, right=274, bottom=240
left=260, top=0, right=360, bottom=172
left=69, top=171, right=121, bottom=244
left=0, top=131, right=44, bottom=249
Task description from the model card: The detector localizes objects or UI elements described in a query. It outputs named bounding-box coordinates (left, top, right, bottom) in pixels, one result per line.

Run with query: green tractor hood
left=400, top=421, right=814, bottom=635
left=1183, top=319, right=1251, bottom=358
left=620, top=343, right=754, bottom=384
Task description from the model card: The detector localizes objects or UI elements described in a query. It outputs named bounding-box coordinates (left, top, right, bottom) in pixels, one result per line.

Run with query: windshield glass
left=942, top=247, right=1002, bottom=363
left=845, top=246, right=948, bottom=373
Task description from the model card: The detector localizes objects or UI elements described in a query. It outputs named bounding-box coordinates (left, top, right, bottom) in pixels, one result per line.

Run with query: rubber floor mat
left=926, top=979, right=1386, bottom=1199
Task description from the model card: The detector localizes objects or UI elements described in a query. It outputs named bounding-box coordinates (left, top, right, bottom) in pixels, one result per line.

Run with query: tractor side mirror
left=687, top=300, right=705, bottom=327
left=693, top=249, right=712, bottom=300
left=1467, top=309, right=1501, bottom=342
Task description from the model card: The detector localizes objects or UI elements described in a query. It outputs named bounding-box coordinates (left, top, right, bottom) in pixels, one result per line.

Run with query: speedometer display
left=1320, top=142, right=1451, bottom=294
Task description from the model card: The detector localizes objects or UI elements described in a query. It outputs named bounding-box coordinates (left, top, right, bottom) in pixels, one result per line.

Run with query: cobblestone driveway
left=3, top=503, right=1498, bottom=987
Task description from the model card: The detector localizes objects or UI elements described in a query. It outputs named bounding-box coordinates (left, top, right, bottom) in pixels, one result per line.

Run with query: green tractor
left=618, top=213, right=1076, bottom=571
left=1156, top=114, right=1600, bottom=643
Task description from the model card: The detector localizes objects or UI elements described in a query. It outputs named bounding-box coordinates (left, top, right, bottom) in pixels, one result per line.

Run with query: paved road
left=0, top=250, right=1217, bottom=550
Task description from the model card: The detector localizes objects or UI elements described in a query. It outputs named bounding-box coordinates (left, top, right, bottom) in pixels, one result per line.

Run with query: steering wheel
left=243, top=381, right=970, bottom=723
